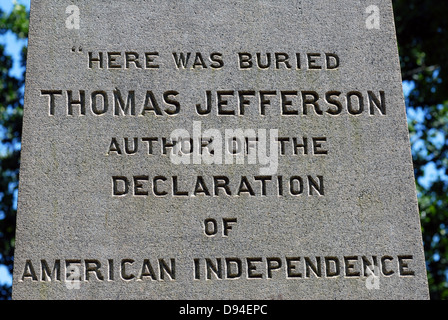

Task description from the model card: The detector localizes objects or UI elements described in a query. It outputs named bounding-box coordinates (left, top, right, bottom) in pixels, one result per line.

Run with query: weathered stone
left=13, top=0, right=429, bottom=299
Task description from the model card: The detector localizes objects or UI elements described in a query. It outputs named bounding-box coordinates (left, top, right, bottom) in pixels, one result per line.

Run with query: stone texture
left=13, top=0, right=429, bottom=299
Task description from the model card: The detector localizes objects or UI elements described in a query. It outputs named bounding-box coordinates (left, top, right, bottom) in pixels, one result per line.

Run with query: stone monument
left=13, top=0, right=429, bottom=299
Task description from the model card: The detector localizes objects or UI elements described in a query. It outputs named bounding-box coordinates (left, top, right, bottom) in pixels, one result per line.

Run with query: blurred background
left=0, top=0, right=447, bottom=299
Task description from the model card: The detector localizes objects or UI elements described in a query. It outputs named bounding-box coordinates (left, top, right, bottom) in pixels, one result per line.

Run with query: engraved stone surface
left=13, top=0, right=429, bottom=299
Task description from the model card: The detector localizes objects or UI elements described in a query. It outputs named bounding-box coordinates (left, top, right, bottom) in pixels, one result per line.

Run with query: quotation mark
left=66, top=5, right=80, bottom=30
left=365, top=5, right=380, bottom=30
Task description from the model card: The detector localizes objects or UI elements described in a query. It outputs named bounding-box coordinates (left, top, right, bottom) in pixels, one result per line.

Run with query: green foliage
left=393, top=0, right=448, bottom=299
left=0, top=1, right=447, bottom=300
left=0, top=3, right=28, bottom=40
left=0, top=2, right=28, bottom=299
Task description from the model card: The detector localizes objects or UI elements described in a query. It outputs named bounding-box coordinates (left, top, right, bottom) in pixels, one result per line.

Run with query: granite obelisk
left=13, top=0, right=429, bottom=299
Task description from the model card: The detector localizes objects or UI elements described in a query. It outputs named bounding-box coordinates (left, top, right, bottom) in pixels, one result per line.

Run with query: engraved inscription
left=111, top=175, right=324, bottom=197
left=19, top=255, right=416, bottom=283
